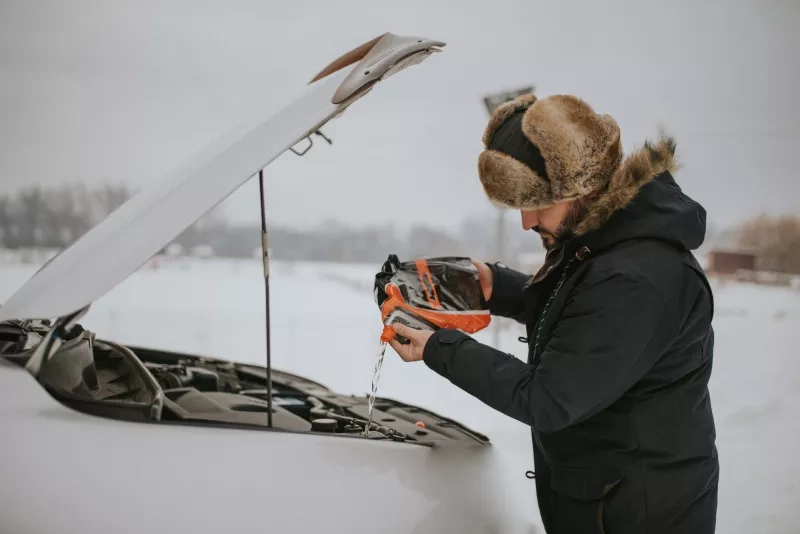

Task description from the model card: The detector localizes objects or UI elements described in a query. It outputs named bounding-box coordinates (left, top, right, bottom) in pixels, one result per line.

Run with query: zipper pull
left=525, top=470, right=536, bottom=479
left=575, top=246, right=591, bottom=260
left=518, top=336, right=529, bottom=343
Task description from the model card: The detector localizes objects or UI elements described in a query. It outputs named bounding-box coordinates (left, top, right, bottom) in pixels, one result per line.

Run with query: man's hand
left=388, top=324, right=434, bottom=362
left=471, top=259, right=493, bottom=302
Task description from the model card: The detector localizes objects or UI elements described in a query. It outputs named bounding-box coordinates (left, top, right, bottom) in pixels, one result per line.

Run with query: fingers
left=391, top=323, right=425, bottom=344
left=388, top=338, right=414, bottom=362
left=387, top=324, right=432, bottom=363
left=471, top=259, right=493, bottom=301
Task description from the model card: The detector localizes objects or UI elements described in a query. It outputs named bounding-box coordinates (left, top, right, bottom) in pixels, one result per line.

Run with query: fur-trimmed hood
left=574, top=135, right=678, bottom=236
left=527, top=134, right=706, bottom=282
left=575, top=134, right=708, bottom=254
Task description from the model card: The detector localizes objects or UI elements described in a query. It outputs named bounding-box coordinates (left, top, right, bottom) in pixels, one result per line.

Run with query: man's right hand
left=471, top=260, right=493, bottom=302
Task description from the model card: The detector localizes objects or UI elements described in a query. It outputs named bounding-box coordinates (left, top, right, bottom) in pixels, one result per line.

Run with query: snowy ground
left=1, top=256, right=798, bottom=533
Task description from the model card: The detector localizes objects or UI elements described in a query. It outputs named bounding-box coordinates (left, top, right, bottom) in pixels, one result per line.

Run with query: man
left=389, top=93, right=719, bottom=534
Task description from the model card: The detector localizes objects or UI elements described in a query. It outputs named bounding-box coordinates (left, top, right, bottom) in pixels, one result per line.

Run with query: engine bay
left=0, top=319, right=488, bottom=446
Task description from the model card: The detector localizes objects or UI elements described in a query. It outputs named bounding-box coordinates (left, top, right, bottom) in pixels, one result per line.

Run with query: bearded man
left=389, top=93, right=719, bottom=534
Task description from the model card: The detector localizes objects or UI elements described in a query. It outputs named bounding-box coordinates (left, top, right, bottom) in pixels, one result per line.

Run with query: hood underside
left=0, top=32, right=445, bottom=323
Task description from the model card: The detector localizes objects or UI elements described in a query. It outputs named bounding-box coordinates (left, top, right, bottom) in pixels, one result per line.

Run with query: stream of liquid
left=364, top=341, right=387, bottom=436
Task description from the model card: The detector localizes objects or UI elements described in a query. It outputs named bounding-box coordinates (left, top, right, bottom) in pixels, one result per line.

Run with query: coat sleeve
left=486, top=262, right=530, bottom=324
left=423, top=269, right=677, bottom=433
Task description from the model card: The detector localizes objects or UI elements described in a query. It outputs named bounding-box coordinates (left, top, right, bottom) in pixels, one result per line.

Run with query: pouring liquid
left=364, top=341, right=387, bottom=436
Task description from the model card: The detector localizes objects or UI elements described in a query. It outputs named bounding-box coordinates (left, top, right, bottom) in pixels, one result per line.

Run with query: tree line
left=736, top=215, right=800, bottom=275
left=0, top=183, right=537, bottom=267
left=0, top=183, right=131, bottom=249
left=2, top=183, right=798, bottom=274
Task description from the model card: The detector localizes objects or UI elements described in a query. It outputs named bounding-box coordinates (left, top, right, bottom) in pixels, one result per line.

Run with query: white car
left=0, top=33, right=533, bottom=534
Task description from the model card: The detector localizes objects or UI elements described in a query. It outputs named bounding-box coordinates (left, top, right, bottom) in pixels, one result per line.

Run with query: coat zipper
left=531, top=245, right=591, bottom=360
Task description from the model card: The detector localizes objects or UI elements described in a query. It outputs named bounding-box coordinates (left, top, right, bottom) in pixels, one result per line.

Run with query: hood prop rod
left=258, top=168, right=274, bottom=428
left=258, top=130, right=333, bottom=427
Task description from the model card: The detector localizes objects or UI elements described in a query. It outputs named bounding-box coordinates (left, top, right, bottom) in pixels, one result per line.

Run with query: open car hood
left=0, top=32, right=445, bottom=323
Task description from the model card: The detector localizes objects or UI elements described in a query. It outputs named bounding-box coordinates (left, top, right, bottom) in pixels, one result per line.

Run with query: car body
left=0, top=33, right=534, bottom=534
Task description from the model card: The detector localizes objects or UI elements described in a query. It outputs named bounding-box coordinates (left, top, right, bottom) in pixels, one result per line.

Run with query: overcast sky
left=1, top=0, right=798, bottom=233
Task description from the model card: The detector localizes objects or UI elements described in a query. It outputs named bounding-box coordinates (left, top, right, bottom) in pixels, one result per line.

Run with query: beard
left=536, top=229, right=558, bottom=251
left=535, top=198, right=591, bottom=251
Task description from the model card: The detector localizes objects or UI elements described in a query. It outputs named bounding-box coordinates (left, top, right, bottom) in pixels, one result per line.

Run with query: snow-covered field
left=1, top=256, right=798, bottom=533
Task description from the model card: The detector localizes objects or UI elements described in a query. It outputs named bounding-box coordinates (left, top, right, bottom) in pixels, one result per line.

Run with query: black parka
left=423, top=140, right=719, bottom=534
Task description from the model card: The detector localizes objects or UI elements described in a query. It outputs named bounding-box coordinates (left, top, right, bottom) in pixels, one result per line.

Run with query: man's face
left=521, top=199, right=586, bottom=250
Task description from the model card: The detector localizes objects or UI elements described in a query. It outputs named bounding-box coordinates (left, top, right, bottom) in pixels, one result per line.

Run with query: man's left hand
left=388, top=324, right=434, bottom=362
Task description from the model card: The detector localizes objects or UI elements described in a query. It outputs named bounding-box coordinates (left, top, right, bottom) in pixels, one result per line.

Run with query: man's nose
left=521, top=210, right=539, bottom=231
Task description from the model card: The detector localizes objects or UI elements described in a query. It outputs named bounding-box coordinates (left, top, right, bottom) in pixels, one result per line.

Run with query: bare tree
left=0, top=183, right=133, bottom=249
left=736, top=214, right=800, bottom=274
left=0, top=182, right=552, bottom=267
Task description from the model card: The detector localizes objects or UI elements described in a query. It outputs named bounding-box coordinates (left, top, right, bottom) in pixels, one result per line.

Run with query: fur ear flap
left=478, top=149, right=553, bottom=210
left=520, top=95, right=622, bottom=203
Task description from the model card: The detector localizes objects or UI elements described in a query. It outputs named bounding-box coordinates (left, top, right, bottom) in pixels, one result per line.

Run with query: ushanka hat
left=478, top=93, right=623, bottom=211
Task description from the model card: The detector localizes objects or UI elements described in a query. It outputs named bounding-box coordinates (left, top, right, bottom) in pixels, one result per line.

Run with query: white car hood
left=0, top=33, right=444, bottom=323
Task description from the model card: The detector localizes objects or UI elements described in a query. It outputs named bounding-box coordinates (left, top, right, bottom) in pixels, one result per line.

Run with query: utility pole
left=482, top=85, right=535, bottom=348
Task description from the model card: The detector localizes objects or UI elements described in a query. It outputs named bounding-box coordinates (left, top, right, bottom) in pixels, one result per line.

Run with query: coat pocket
left=550, top=467, right=625, bottom=534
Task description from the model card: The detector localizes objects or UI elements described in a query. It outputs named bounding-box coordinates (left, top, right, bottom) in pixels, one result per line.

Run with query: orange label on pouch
left=379, top=283, right=490, bottom=343
left=415, top=259, right=441, bottom=309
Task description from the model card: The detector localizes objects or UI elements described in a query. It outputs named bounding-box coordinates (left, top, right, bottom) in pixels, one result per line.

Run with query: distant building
left=707, top=249, right=757, bottom=275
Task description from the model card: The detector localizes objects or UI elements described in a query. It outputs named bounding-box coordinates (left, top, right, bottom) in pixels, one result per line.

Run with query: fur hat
left=478, top=93, right=623, bottom=211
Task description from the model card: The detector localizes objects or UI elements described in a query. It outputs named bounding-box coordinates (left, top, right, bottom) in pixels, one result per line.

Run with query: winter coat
left=423, top=138, right=719, bottom=534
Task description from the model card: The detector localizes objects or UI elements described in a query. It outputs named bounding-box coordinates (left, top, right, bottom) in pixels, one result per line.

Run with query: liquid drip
left=364, top=341, right=387, bottom=436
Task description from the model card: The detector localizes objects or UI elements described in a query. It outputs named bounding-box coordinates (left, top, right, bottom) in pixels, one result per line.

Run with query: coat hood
left=575, top=136, right=707, bottom=253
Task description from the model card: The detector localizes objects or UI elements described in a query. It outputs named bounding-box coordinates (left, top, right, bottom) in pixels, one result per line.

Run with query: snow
left=1, top=255, right=798, bottom=533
